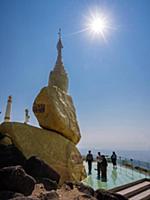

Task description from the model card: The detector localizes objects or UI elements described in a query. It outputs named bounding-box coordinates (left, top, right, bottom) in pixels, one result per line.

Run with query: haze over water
left=79, top=148, right=150, bottom=163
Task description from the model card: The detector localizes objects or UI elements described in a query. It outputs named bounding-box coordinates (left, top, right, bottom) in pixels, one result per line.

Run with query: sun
left=66, top=9, right=115, bottom=42
left=85, top=11, right=113, bottom=41
left=89, top=17, right=108, bottom=35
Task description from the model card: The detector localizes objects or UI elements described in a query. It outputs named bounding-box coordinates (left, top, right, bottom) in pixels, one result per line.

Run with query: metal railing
left=82, top=154, right=150, bottom=177
left=112, top=156, right=150, bottom=177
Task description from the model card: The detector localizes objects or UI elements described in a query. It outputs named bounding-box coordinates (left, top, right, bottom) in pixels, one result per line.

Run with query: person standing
left=86, top=150, right=93, bottom=175
left=101, top=155, right=108, bottom=182
left=111, top=152, right=117, bottom=168
left=96, top=152, right=102, bottom=179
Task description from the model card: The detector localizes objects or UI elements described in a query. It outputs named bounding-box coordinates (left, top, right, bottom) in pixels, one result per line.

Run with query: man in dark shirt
left=96, top=152, right=102, bottom=179
left=111, top=151, right=117, bottom=168
left=101, top=155, right=108, bottom=182
left=86, top=150, right=93, bottom=175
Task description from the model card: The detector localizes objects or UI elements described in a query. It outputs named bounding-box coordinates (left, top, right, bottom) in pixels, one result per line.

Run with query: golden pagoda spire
left=56, top=28, right=63, bottom=65
left=48, top=29, right=68, bottom=92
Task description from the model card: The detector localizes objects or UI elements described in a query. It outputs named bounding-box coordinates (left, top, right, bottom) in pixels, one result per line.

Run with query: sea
left=79, top=148, right=150, bottom=164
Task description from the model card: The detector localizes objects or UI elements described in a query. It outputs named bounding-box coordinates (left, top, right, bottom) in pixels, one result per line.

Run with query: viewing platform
left=83, top=160, right=150, bottom=199
left=83, top=161, right=150, bottom=190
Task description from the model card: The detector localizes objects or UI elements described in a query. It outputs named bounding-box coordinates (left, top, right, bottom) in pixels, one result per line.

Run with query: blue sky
left=0, top=0, right=150, bottom=151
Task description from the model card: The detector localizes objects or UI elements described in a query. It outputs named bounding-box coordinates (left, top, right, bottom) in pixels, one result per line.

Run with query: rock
left=57, top=187, right=96, bottom=200
left=0, top=190, right=24, bottom=200
left=0, top=132, right=13, bottom=145
left=38, top=190, right=59, bottom=200
left=31, top=183, right=46, bottom=197
left=25, top=156, right=60, bottom=184
left=0, top=165, right=36, bottom=196
left=95, top=189, right=127, bottom=200
left=0, top=144, right=26, bottom=169
left=75, top=194, right=97, bottom=200
left=10, top=197, right=39, bottom=200
left=0, top=132, right=5, bottom=140
left=76, top=183, right=94, bottom=196
left=39, top=178, right=57, bottom=191
left=0, top=136, right=12, bottom=145
left=33, top=86, right=81, bottom=144
left=64, top=181, right=74, bottom=190
left=0, top=122, right=86, bottom=184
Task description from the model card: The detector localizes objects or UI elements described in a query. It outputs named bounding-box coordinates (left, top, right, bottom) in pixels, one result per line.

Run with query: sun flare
left=67, top=10, right=115, bottom=42
left=85, top=11, right=113, bottom=41
left=89, top=17, right=108, bottom=34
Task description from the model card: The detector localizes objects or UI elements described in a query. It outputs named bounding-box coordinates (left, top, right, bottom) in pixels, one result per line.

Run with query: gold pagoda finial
left=58, top=28, right=61, bottom=39
left=56, top=28, right=63, bottom=64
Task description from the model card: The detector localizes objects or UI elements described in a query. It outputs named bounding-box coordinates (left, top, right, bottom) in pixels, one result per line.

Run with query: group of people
left=86, top=150, right=117, bottom=182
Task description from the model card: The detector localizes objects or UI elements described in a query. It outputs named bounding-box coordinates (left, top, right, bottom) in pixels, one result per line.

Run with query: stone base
left=0, top=122, right=86, bottom=184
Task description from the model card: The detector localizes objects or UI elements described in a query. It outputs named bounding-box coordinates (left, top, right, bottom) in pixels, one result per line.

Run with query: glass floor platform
left=82, top=162, right=149, bottom=190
